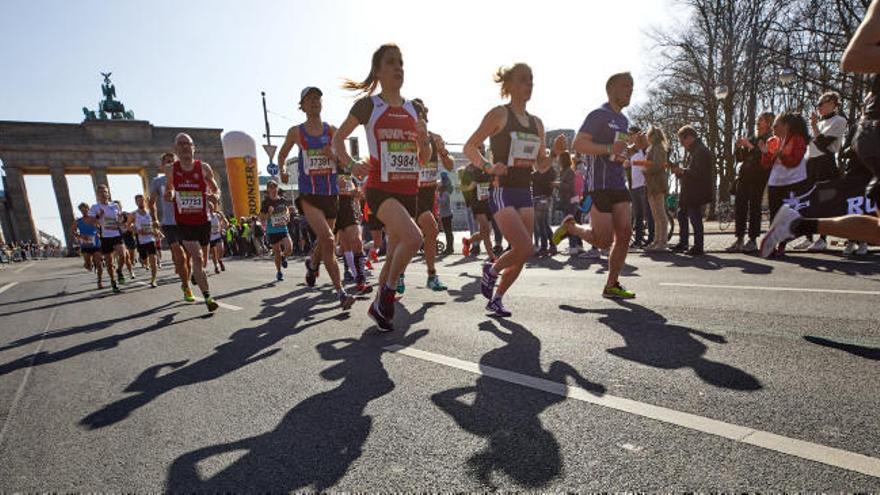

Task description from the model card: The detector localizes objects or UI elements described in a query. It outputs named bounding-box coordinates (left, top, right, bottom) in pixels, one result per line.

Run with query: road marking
left=661, top=282, right=880, bottom=296
left=0, top=282, right=18, bottom=296
left=132, top=281, right=242, bottom=311
left=386, top=344, right=880, bottom=479
left=13, top=263, right=32, bottom=274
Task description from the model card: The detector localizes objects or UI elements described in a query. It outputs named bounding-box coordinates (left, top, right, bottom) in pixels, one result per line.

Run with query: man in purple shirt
left=552, top=72, right=644, bottom=299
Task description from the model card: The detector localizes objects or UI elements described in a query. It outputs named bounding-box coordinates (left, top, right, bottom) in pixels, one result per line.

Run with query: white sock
left=344, top=251, right=356, bottom=274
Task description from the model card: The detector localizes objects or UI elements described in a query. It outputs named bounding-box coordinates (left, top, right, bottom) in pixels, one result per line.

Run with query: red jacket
left=761, top=135, right=806, bottom=169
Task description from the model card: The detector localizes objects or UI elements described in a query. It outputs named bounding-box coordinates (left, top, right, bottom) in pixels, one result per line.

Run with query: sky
left=1, top=0, right=682, bottom=245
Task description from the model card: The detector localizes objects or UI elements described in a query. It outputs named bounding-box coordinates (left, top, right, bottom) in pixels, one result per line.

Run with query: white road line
left=386, top=345, right=880, bottom=479
left=13, top=263, right=32, bottom=274
left=660, top=282, right=880, bottom=296
left=0, top=282, right=18, bottom=296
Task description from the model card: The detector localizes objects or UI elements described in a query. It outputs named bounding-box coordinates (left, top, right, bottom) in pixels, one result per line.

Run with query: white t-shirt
left=88, top=203, right=122, bottom=238
left=629, top=150, right=646, bottom=189
left=133, top=210, right=155, bottom=244
left=808, top=114, right=847, bottom=158
left=769, top=155, right=807, bottom=186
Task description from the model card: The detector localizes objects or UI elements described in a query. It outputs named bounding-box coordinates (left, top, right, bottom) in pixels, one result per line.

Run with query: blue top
left=578, top=102, right=629, bottom=191
left=297, top=122, right=339, bottom=196
left=76, top=217, right=100, bottom=246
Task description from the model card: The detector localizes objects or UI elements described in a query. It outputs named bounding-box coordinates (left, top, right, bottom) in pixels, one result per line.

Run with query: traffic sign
left=267, top=162, right=279, bottom=176
left=263, top=144, right=277, bottom=160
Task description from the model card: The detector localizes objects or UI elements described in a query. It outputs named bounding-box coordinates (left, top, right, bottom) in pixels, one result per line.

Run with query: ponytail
left=343, top=43, right=399, bottom=97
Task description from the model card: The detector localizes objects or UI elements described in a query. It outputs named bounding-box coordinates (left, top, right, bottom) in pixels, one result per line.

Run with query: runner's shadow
left=0, top=286, right=98, bottom=307
left=524, top=255, right=567, bottom=270
left=165, top=327, right=429, bottom=492
left=431, top=318, right=605, bottom=489
left=0, top=312, right=195, bottom=377
left=0, top=301, right=178, bottom=353
left=783, top=254, right=880, bottom=279
left=445, top=256, right=483, bottom=268
left=560, top=300, right=761, bottom=391
left=448, top=272, right=482, bottom=303
left=79, top=288, right=340, bottom=430
left=0, top=286, right=152, bottom=318
left=650, top=253, right=773, bottom=275
left=803, top=335, right=880, bottom=361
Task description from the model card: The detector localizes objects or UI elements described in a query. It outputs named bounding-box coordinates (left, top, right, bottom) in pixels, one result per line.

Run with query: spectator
left=558, top=151, right=583, bottom=255
left=625, top=126, right=653, bottom=248
left=671, top=125, right=715, bottom=256
left=643, top=126, right=671, bottom=252
left=532, top=150, right=558, bottom=255
left=728, top=111, right=775, bottom=253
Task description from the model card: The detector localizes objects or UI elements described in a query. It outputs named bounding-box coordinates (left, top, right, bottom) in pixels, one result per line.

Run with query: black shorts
left=267, top=232, right=289, bottom=246
left=177, top=222, right=211, bottom=246
left=472, top=200, right=492, bottom=217
left=123, top=233, right=137, bottom=250
left=335, top=195, right=359, bottom=233
left=100, top=236, right=122, bottom=255
left=161, top=224, right=180, bottom=245
left=854, top=119, right=880, bottom=205
left=366, top=213, right=383, bottom=231
left=81, top=245, right=100, bottom=254
left=365, top=188, right=417, bottom=228
left=136, top=241, right=157, bottom=260
left=590, top=189, right=632, bottom=214
left=417, top=186, right=438, bottom=218
left=209, top=238, right=223, bottom=248
left=296, top=194, right=338, bottom=220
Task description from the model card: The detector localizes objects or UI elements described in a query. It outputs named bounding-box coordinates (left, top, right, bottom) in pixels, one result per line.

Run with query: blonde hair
left=343, top=44, right=400, bottom=97
left=493, top=63, right=531, bottom=98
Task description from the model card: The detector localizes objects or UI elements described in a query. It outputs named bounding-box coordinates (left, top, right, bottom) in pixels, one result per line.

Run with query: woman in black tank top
left=462, top=63, right=550, bottom=317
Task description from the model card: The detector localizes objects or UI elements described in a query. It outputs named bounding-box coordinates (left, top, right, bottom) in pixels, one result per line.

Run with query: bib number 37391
left=508, top=131, right=540, bottom=168
left=304, top=149, right=334, bottom=176
left=380, top=140, right=418, bottom=182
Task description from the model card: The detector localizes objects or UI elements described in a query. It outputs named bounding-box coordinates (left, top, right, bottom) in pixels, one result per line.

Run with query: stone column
left=50, top=164, right=76, bottom=247
left=91, top=163, right=109, bottom=194
left=2, top=165, right=37, bottom=243
left=143, top=162, right=159, bottom=196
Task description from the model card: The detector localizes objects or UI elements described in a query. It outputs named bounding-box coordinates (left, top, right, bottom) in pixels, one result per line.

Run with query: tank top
left=133, top=210, right=155, bottom=244
left=172, top=160, right=209, bottom=225
left=864, top=75, right=880, bottom=120
left=419, top=139, right=441, bottom=189
left=210, top=213, right=222, bottom=240
left=489, top=105, right=541, bottom=189
left=297, top=122, right=339, bottom=196
left=364, top=95, right=421, bottom=195
left=471, top=165, right=493, bottom=202
left=76, top=217, right=98, bottom=247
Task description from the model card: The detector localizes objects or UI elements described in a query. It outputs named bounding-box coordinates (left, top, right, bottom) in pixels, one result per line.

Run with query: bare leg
left=607, top=202, right=633, bottom=288
left=816, top=214, right=880, bottom=245
left=418, top=211, right=439, bottom=275
left=375, top=199, right=422, bottom=291
left=184, top=240, right=209, bottom=294
left=492, top=207, right=535, bottom=297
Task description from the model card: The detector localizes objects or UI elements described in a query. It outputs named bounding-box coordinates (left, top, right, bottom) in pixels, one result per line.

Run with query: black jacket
left=680, top=139, right=715, bottom=207
left=735, top=133, right=772, bottom=185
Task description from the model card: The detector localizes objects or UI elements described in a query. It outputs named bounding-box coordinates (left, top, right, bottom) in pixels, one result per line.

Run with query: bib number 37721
left=380, top=140, right=418, bottom=182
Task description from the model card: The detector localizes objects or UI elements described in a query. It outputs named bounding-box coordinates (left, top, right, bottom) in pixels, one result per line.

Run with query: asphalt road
left=0, top=246, right=878, bottom=491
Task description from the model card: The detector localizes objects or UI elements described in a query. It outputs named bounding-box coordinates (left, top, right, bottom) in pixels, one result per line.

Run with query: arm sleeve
left=349, top=97, right=373, bottom=125
left=578, top=110, right=602, bottom=137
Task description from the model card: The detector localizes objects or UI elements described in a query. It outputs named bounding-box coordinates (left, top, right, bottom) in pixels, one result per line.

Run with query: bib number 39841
left=508, top=131, right=540, bottom=168
left=380, top=140, right=418, bottom=182
left=176, top=191, right=204, bottom=213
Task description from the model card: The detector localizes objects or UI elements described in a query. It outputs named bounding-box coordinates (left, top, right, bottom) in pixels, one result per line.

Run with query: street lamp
left=714, top=85, right=729, bottom=101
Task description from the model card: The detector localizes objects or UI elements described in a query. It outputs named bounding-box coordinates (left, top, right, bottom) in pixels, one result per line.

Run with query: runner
left=129, top=194, right=159, bottom=287
left=336, top=170, right=372, bottom=294
left=259, top=180, right=293, bottom=281
left=278, top=86, right=355, bottom=309
left=332, top=43, right=432, bottom=331
left=461, top=151, right=496, bottom=261
left=463, top=63, right=550, bottom=316
left=149, top=152, right=195, bottom=301
left=87, top=184, right=126, bottom=294
left=163, top=133, right=220, bottom=312
left=551, top=72, right=644, bottom=299
left=762, top=1, right=880, bottom=255
left=115, top=201, right=137, bottom=281
left=208, top=203, right=227, bottom=274
left=71, top=202, right=103, bottom=288
left=412, top=98, right=453, bottom=292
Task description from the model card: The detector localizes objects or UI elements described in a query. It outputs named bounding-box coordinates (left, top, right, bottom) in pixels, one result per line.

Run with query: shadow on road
left=431, top=317, right=605, bottom=490
left=164, top=327, right=429, bottom=491
left=803, top=335, right=880, bottom=361
left=560, top=300, right=762, bottom=391
left=783, top=253, right=880, bottom=280
left=644, top=252, right=773, bottom=275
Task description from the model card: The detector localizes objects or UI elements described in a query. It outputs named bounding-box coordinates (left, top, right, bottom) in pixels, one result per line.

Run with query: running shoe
left=396, top=274, right=405, bottom=295
left=205, top=296, right=219, bottom=312
left=276, top=271, right=284, bottom=282
left=367, top=285, right=396, bottom=332
left=343, top=270, right=354, bottom=285
left=792, top=237, right=813, bottom=250
left=214, top=266, right=220, bottom=274
left=486, top=297, right=512, bottom=317
left=481, top=263, right=498, bottom=300
left=725, top=239, right=743, bottom=253
left=111, top=282, right=121, bottom=294
left=857, top=241, right=869, bottom=256
left=462, top=237, right=471, bottom=257
left=149, top=277, right=157, bottom=288
left=190, top=274, right=196, bottom=286
left=369, top=249, right=379, bottom=263
left=807, top=238, right=827, bottom=252
left=579, top=247, right=601, bottom=259
left=364, top=258, right=374, bottom=271
left=355, top=283, right=373, bottom=295
left=602, top=283, right=636, bottom=299
left=118, top=273, right=126, bottom=285
left=281, top=256, right=288, bottom=269
left=97, top=280, right=104, bottom=289
left=843, top=240, right=857, bottom=256
left=427, top=274, right=447, bottom=291
left=551, top=214, right=575, bottom=246
left=220, top=261, right=225, bottom=271
left=305, top=259, right=317, bottom=287
left=760, top=204, right=800, bottom=258
left=339, top=291, right=355, bottom=310
left=183, top=287, right=195, bottom=302
left=742, top=239, right=758, bottom=253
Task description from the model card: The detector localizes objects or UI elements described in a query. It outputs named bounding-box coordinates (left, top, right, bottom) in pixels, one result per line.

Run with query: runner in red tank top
left=333, top=44, right=432, bottom=332
left=164, top=132, right=222, bottom=312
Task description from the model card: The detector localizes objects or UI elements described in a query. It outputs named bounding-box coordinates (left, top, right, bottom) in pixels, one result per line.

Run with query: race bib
left=508, top=131, right=540, bottom=168
left=380, top=140, right=418, bottom=182
left=102, top=216, right=119, bottom=231
left=271, top=212, right=289, bottom=227
left=211, top=221, right=221, bottom=236
left=420, top=160, right=439, bottom=185
left=82, top=235, right=96, bottom=245
left=176, top=191, right=204, bottom=213
left=136, top=221, right=153, bottom=237
left=303, top=148, right=335, bottom=176
left=477, top=182, right=491, bottom=201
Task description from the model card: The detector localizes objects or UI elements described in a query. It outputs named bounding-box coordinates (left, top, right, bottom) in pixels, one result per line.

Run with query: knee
left=403, top=229, right=424, bottom=253
left=511, top=240, right=534, bottom=261
left=594, top=234, right=614, bottom=249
